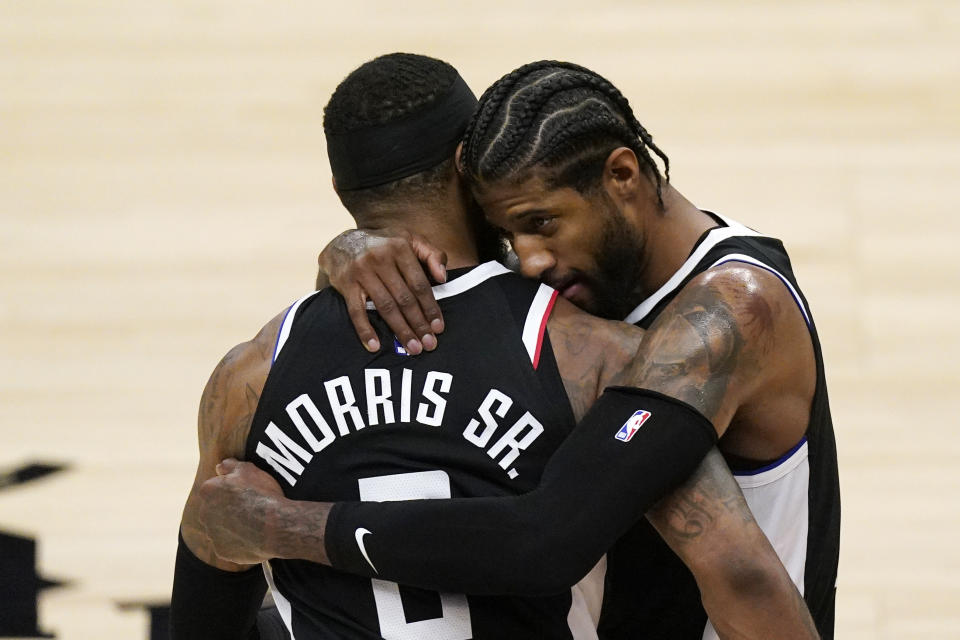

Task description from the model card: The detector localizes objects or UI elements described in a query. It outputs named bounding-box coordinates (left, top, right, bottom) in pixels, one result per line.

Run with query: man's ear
left=331, top=175, right=338, bottom=194
left=603, top=147, right=642, bottom=201
left=454, top=142, right=466, bottom=176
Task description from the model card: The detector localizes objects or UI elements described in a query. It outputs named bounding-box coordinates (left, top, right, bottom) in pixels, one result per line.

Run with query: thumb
left=216, top=458, right=240, bottom=476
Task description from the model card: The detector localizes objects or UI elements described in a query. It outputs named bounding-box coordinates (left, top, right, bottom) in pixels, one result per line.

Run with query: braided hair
left=460, top=61, right=670, bottom=208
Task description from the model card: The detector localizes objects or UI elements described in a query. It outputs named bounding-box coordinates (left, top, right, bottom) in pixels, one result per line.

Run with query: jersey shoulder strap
left=624, top=212, right=810, bottom=329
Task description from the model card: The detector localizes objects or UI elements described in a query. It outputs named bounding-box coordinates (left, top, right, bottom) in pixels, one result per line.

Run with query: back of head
left=324, top=53, right=476, bottom=217
left=460, top=61, right=670, bottom=207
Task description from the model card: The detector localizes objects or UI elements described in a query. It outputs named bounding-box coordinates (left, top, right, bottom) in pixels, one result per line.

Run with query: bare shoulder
left=547, top=295, right=644, bottom=420
left=619, top=262, right=813, bottom=434
left=694, top=262, right=806, bottom=339
left=197, top=309, right=286, bottom=465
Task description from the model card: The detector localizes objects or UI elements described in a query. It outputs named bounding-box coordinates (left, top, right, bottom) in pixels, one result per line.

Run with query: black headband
left=327, top=74, right=478, bottom=191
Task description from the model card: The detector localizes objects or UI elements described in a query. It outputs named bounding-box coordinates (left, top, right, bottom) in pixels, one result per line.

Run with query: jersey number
left=358, top=471, right=473, bottom=640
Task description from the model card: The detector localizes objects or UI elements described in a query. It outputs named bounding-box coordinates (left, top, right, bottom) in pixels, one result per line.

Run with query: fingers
left=325, top=231, right=447, bottom=353
left=404, top=235, right=447, bottom=333
left=360, top=271, right=425, bottom=355
left=392, top=247, right=443, bottom=343
left=342, top=285, right=381, bottom=352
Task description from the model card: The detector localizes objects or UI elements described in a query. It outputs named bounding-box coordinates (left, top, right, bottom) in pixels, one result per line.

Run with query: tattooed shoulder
left=198, top=310, right=285, bottom=457
left=617, top=264, right=788, bottom=426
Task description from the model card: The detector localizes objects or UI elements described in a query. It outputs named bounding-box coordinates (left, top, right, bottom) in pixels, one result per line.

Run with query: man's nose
left=511, top=235, right=555, bottom=280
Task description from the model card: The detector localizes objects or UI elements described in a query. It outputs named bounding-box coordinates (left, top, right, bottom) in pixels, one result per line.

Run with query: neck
left=353, top=189, right=481, bottom=272
left=635, top=183, right=718, bottom=298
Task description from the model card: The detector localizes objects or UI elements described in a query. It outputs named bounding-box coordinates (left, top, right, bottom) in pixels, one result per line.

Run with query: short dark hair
left=460, top=61, right=670, bottom=207
left=323, top=53, right=459, bottom=213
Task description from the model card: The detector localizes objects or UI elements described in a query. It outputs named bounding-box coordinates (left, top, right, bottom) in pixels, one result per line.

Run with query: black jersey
left=244, top=262, right=599, bottom=640
left=596, top=213, right=841, bottom=640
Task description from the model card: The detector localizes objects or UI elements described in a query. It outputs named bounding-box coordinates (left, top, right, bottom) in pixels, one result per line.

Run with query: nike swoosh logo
left=355, top=527, right=377, bottom=573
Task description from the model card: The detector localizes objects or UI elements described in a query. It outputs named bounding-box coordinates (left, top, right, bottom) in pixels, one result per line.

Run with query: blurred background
left=2, top=1, right=959, bottom=637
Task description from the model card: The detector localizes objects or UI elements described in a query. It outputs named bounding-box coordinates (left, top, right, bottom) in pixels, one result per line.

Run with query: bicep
left=615, top=267, right=786, bottom=433
left=181, top=347, right=258, bottom=570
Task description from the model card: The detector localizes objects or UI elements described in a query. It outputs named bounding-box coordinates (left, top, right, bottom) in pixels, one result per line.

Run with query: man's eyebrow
left=510, top=208, right=549, bottom=221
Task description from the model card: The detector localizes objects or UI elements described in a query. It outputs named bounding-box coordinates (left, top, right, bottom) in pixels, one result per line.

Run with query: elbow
left=496, top=519, right=601, bottom=596
left=720, top=555, right=785, bottom=600
left=696, top=546, right=793, bottom=610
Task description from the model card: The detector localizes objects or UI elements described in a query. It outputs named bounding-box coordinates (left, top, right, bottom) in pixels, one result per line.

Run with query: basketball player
left=173, top=55, right=817, bottom=639
left=200, top=61, right=839, bottom=639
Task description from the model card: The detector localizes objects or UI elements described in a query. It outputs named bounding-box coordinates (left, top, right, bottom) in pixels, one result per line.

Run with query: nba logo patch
left=615, top=410, right=652, bottom=442
left=393, top=338, right=409, bottom=356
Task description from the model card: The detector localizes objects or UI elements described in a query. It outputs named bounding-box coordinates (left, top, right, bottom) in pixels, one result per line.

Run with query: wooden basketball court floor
left=2, top=1, right=959, bottom=637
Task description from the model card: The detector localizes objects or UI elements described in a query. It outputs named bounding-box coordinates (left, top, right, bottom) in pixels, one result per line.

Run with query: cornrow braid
left=461, top=61, right=670, bottom=208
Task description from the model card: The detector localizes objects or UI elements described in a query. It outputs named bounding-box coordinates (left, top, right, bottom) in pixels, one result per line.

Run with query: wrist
left=264, top=498, right=333, bottom=565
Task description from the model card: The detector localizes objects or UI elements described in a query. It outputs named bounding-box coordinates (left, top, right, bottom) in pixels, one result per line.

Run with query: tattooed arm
left=169, top=311, right=282, bottom=640
left=614, top=263, right=813, bottom=455
left=546, top=287, right=818, bottom=638
left=616, top=265, right=818, bottom=638
left=178, top=312, right=282, bottom=568
left=546, top=295, right=645, bottom=421
left=649, top=450, right=819, bottom=639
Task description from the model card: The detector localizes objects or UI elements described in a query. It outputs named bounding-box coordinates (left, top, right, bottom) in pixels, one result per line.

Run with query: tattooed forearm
left=648, top=449, right=753, bottom=545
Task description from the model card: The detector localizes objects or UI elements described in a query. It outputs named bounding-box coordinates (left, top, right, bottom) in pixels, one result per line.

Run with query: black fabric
left=327, top=74, right=477, bottom=190
left=246, top=264, right=580, bottom=638
left=170, top=531, right=267, bottom=640
left=255, top=607, right=291, bottom=640
left=325, top=386, right=717, bottom=596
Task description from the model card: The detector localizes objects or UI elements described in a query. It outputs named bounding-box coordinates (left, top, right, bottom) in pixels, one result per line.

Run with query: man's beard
left=580, top=197, right=645, bottom=320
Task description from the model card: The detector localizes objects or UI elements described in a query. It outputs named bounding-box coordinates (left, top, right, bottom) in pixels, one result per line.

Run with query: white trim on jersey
left=362, top=261, right=513, bottom=312
left=707, top=254, right=811, bottom=327
left=623, top=224, right=761, bottom=325
left=273, top=291, right=321, bottom=363
left=431, top=260, right=512, bottom=300
left=522, top=284, right=559, bottom=369
left=263, top=560, right=297, bottom=639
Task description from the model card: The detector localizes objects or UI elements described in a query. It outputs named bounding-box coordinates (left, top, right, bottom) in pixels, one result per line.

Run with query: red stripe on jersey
left=532, top=290, right=559, bottom=370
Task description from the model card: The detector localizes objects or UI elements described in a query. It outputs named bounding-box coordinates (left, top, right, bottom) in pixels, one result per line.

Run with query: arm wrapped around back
left=326, top=386, right=717, bottom=595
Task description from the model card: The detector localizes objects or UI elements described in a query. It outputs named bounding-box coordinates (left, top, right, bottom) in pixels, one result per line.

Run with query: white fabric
left=363, top=260, right=512, bottom=311
left=567, top=556, right=606, bottom=638
left=263, top=560, right=297, bottom=639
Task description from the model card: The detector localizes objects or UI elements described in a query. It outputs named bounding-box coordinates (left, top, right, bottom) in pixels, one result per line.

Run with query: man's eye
left=532, top=216, right=554, bottom=230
